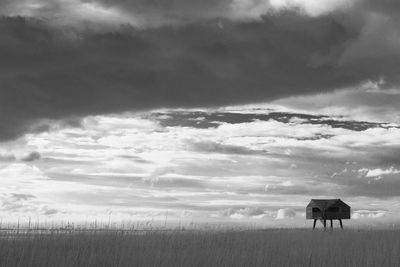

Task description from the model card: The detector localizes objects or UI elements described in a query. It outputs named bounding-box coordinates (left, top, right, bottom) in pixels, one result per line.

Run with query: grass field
left=0, top=229, right=399, bottom=267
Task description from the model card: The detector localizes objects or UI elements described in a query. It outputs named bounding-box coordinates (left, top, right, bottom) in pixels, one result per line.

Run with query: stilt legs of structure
left=312, top=219, right=344, bottom=229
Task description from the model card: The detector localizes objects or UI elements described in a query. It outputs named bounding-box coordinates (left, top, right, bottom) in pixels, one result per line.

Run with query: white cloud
left=364, top=167, right=400, bottom=178
left=275, top=208, right=296, bottom=220
left=352, top=210, right=387, bottom=219
left=230, top=0, right=355, bottom=20
left=230, top=213, right=245, bottom=219
left=269, top=0, right=355, bottom=16
left=0, top=163, right=47, bottom=183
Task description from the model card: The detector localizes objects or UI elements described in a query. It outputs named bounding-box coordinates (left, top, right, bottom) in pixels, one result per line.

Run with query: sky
left=0, top=0, right=400, bottom=228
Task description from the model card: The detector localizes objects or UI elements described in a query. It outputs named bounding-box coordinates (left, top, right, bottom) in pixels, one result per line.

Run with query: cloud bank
left=0, top=0, right=399, bottom=142
left=1, top=104, right=399, bottom=224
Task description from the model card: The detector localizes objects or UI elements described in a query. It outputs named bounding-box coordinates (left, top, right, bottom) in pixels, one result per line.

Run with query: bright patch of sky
left=1, top=86, right=400, bottom=227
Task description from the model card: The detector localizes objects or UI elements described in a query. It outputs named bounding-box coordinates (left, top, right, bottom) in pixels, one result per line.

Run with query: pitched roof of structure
left=307, top=199, right=350, bottom=209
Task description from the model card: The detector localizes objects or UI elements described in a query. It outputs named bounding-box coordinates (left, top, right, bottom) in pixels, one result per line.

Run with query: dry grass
left=0, top=229, right=399, bottom=267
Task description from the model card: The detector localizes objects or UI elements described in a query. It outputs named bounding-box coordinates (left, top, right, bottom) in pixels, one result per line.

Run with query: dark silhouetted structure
left=306, top=199, right=350, bottom=230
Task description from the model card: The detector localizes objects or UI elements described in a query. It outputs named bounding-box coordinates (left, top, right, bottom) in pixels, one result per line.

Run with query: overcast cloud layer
left=1, top=102, right=400, bottom=226
left=1, top=0, right=400, bottom=140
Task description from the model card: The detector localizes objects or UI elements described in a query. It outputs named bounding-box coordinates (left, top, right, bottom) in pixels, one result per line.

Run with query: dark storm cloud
left=11, top=193, right=36, bottom=201
left=153, top=110, right=395, bottom=131
left=0, top=154, right=16, bottom=162
left=21, top=151, right=41, bottom=162
left=1, top=0, right=400, bottom=140
left=188, top=141, right=268, bottom=155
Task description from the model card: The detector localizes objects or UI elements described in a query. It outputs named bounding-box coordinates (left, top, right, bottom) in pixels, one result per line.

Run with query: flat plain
left=0, top=229, right=399, bottom=267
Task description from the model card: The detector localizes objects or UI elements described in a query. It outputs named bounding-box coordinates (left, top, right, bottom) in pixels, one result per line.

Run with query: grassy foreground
left=0, top=229, right=399, bottom=267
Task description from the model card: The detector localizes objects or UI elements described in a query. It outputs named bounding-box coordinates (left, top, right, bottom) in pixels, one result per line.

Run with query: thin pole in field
left=108, top=211, right=112, bottom=230
left=164, top=210, right=168, bottom=228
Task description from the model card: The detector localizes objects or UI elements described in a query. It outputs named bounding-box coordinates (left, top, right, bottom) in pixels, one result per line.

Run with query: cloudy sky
left=1, top=0, right=400, bottom=227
